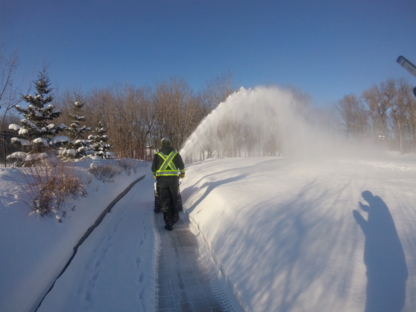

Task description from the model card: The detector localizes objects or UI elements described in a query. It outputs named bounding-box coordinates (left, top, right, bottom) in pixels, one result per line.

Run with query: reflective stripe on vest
left=155, top=151, right=178, bottom=176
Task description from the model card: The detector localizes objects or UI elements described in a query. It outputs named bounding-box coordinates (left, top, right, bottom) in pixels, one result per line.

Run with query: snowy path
left=154, top=210, right=242, bottom=312
left=37, top=175, right=158, bottom=312
left=36, top=173, right=242, bottom=312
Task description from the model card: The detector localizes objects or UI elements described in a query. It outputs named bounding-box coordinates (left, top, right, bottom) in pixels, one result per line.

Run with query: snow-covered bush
left=115, top=159, right=140, bottom=175
left=88, top=121, right=115, bottom=159
left=88, top=163, right=122, bottom=182
left=88, top=159, right=143, bottom=182
left=20, top=163, right=87, bottom=216
left=58, top=99, right=92, bottom=161
left=7, top=69, right=69, bottom=166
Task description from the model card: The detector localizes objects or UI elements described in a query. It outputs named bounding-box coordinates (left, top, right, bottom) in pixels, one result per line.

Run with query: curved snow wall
left=180, top=86, right=341, bottom=163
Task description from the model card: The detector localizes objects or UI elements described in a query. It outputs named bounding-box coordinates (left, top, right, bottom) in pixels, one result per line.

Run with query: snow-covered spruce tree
left=7, top=69, right=69, bottom=166
left=88, top=120, right=115, bottom=159
left=58, top=98, right=92, bottom=160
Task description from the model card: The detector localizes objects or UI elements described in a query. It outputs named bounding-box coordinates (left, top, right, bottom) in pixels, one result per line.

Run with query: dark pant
left=157, top=177, right=180, bottom=226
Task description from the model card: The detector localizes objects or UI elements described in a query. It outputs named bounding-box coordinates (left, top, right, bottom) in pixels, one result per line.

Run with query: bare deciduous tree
left=152, top=77, right=204, bottom=151
left=337, top=94, right=368, bottom=139
left=362, top=79, right=396, bottom=139
left=390, top=79, right=416, bottom=153
left=202, top=71, right=236, bottom=109
left=0, top=49, right=21, bottom=128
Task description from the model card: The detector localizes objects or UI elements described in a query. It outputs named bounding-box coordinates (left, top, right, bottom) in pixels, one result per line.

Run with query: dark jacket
left=151, top=146, right=185, bottom=178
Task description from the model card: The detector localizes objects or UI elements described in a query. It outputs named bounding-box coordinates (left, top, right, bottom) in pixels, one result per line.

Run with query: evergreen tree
left=7, top=69, right=69, bottom=166
left=59, top=98, right=92, bottom=160
left=88, top=121, right=115, bottom=159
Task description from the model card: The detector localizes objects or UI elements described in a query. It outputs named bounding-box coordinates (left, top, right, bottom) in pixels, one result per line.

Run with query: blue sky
left=1, top=0, right=415, bottom=107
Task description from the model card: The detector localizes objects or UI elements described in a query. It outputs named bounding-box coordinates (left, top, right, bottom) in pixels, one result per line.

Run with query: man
left=151, top=138, right=185, bottom=231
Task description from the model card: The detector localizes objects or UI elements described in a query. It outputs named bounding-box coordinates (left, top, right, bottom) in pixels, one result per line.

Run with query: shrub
left=88, top=159, right=143, bottom=181
left=20, top=162, right=87, bottom=216
left=88, top=163, right=122, bottom=182
left=115, top=159, right=139, bottom=175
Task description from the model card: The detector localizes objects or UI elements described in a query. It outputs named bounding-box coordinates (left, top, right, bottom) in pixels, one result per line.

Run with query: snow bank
left=180, top=155, right=416, bottom=312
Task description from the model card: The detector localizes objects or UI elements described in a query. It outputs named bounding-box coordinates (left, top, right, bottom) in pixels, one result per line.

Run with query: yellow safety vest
left=155, top=151, right=179, bottom=176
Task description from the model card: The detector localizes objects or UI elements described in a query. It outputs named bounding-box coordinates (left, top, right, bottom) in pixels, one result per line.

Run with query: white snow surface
left=22, top=119, right=39, bottom=130
left=8, top=124, right=21, bottom=131
left=25, top=152, right=48, bottom=161
left=0, top=160, right=155, bottom=312
left=33, top=137, right=49, bottom=147
left=18, top=128, right=29, bottom=136
left=65, top=148, right=77, bottom=156
left=50, top=135, right=71, bottom=144
left=180, top=154, right=416, bottom=312
left=7, top=151, right=27, bottom=160
left=1, top=153, right=416, bottom=312
left=11, top=137, right=30, bottom=146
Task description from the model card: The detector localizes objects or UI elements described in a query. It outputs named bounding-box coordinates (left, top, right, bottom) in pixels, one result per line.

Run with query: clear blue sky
left=1, top=0, right=415, bottom=107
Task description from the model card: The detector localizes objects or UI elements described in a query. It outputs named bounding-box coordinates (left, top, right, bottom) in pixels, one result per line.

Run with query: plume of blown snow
left=180, top=86, right=351, bottom=163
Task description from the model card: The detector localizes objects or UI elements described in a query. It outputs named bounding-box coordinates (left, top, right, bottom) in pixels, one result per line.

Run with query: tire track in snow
left=155, top=211, right=243, bottom=312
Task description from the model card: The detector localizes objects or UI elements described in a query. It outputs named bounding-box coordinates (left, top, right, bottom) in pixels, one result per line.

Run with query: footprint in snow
left=139, top=272, right=144, bottom=282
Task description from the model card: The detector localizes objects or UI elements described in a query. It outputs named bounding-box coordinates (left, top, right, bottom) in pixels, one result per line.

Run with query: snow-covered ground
left=37, top=172, right=157, bottom=312
left=0, top=159, right=154, bottom=312
left=1, top=152, right=416, bottom=312
left=180, top=153, right=416, bottom=312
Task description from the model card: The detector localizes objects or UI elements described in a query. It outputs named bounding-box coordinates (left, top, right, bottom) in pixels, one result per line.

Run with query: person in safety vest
left=151, top=138, right=185, bottom=231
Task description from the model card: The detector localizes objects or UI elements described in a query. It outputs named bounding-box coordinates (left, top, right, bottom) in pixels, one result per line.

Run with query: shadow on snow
left=353, top=190, right=408, bottom=312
